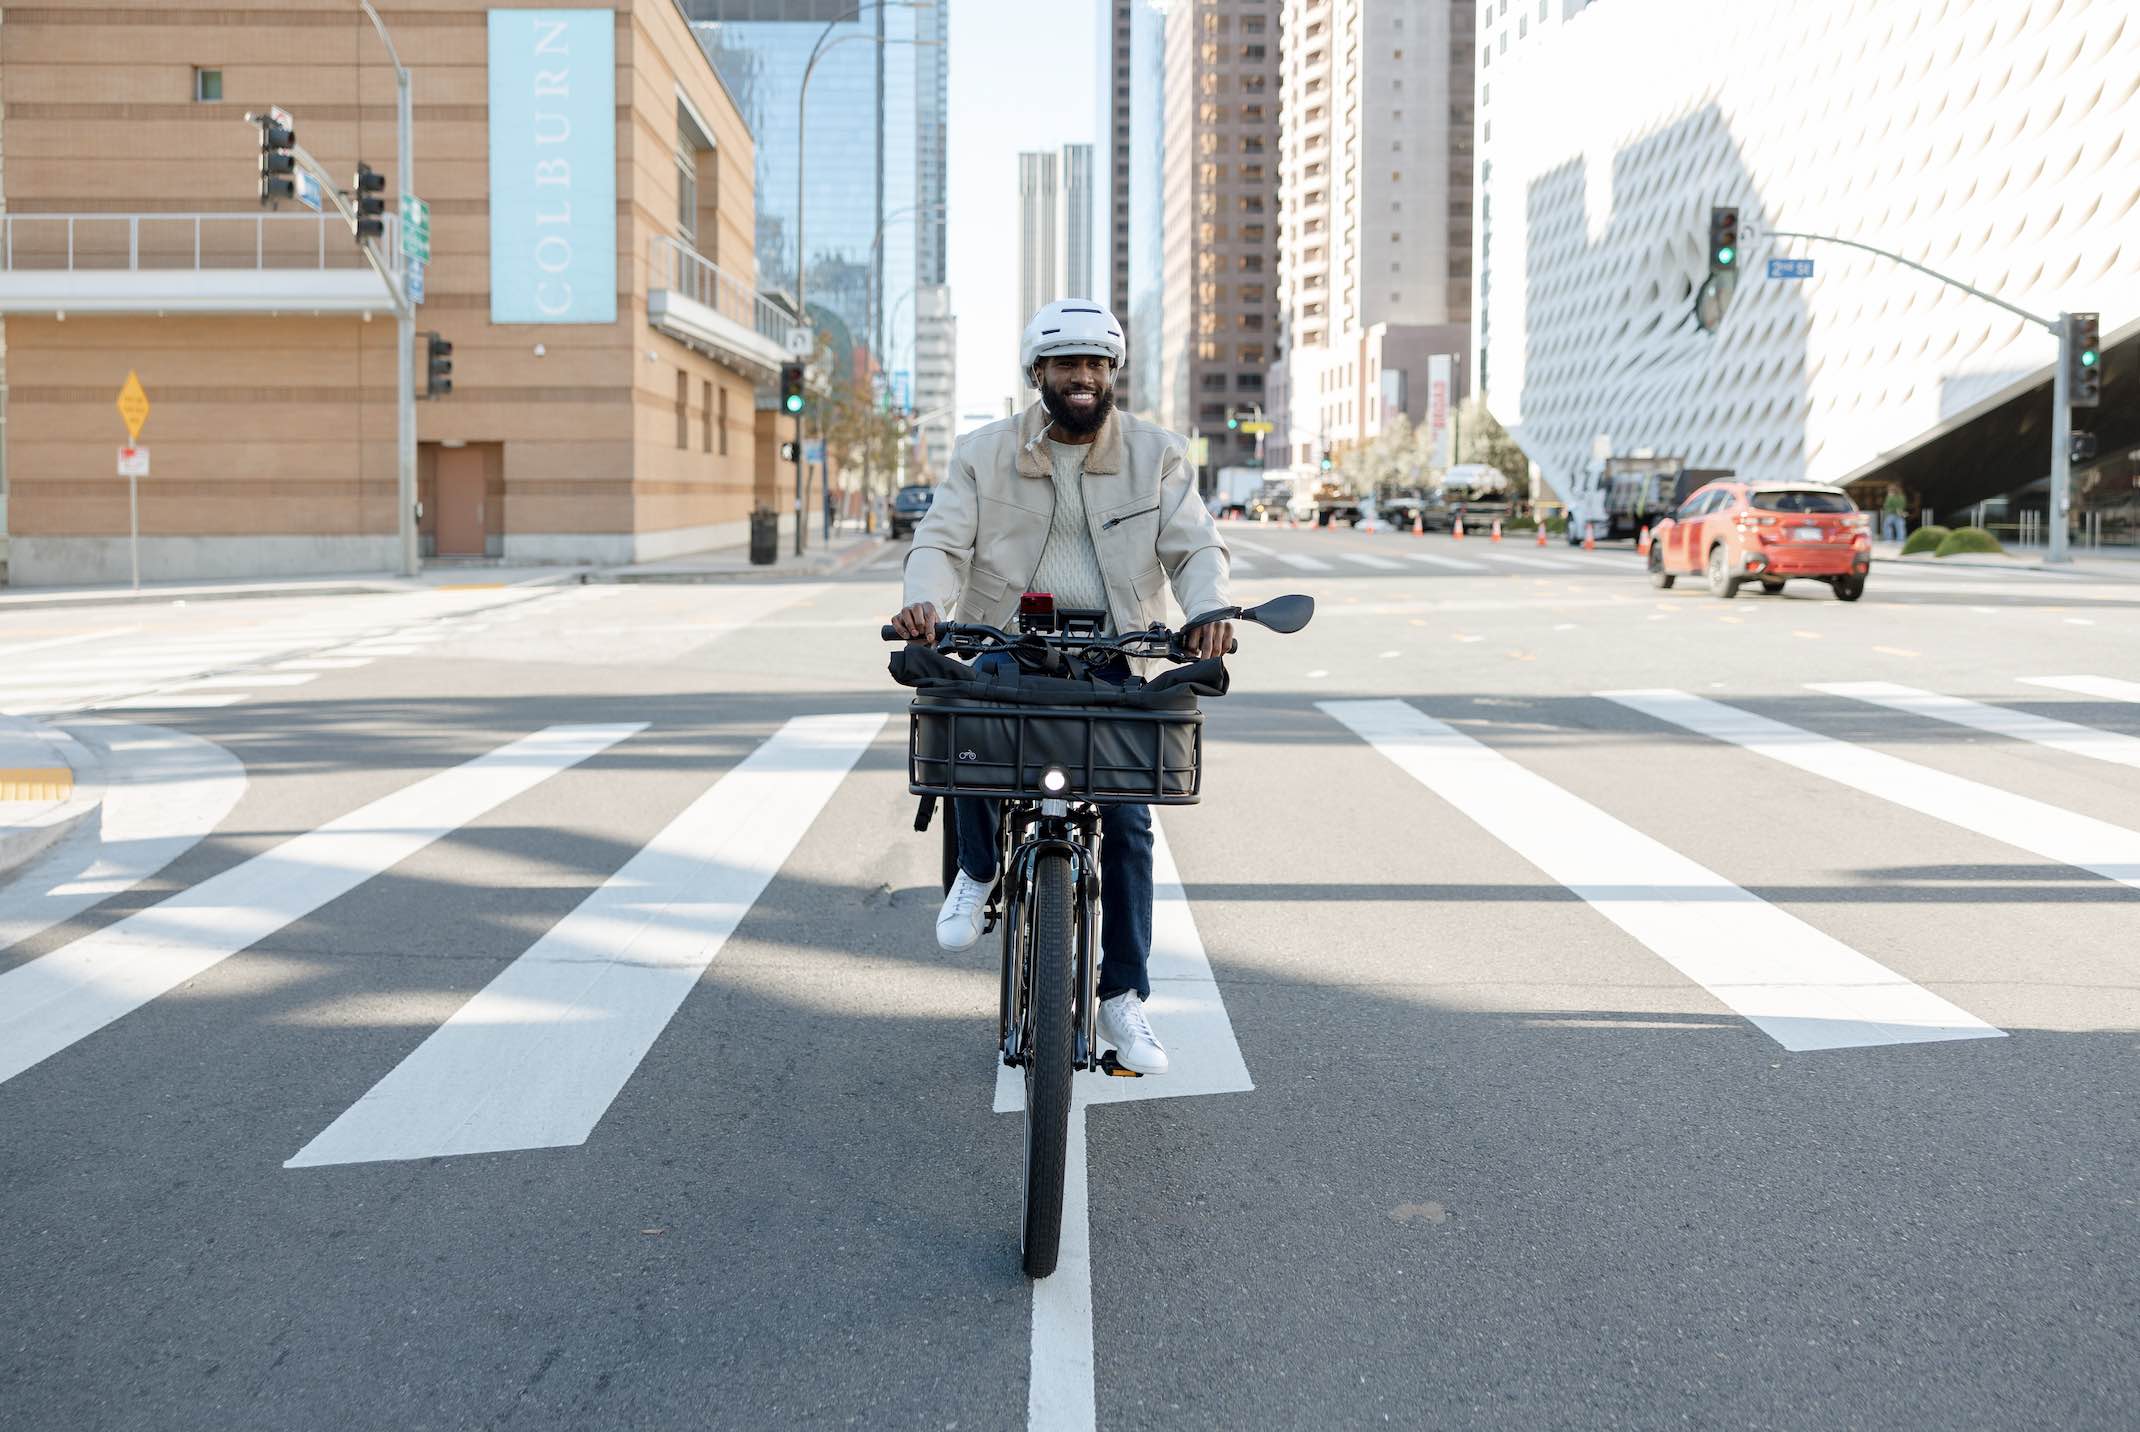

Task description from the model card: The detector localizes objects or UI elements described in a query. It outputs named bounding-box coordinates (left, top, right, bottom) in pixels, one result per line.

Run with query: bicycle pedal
left=1096, top=1049, right=1143, bottom=1078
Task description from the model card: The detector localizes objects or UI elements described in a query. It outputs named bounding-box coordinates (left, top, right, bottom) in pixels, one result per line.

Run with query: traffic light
left=424, top=332, right=453, bottom=398
left=1319, top=455, right=1334, bottom=472
left=779, top=363, right=806, bottom=415
left=353, top=164, right=386, bottom=243
left=1226, top=408, right=1240, bottom=430
left=1708, top=205, right=1740, bottom=275
left=2070, top=431, right=2097, bottom=463
left=2067, top=311, right=2101, bottom=407
left=780, top=440, right=800, bottom=462
left=256, top=111, right=297, bottom=205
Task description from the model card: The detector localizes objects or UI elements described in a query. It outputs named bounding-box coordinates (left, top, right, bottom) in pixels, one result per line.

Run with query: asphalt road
left=3, top=530, right=2138, bottom=1431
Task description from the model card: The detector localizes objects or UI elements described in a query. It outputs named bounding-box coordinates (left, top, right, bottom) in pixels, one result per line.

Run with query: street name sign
left=1768, top=257, right=1815, bottom=279
left=401, top=194, right=431, bottom=263
left=115, top=371, right=150, bottom=441
left=296, top=172, right=323, bottom=214
left=1239, top=420, right=1274, bottom=435
left=406, top=257, right=426, bottom=306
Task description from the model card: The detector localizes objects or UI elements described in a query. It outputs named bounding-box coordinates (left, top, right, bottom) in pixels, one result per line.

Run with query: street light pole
left=359, top=1, right=418, bottom=578
left=793, top=3, right=938, bottom=556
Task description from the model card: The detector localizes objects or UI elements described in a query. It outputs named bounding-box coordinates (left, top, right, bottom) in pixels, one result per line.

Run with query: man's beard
left=1039, top=372, right=1115, bottom=436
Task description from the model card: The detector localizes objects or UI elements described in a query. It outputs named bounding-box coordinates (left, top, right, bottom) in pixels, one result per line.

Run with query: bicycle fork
left=997, top=801, right=1140, bottom=1078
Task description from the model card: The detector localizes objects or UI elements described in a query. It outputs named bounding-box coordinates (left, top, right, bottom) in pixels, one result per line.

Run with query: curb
left=0, top=722, right=102, bottom=884
left=596, top=537, right=890, bottom=585
left=0, top=566, right=593, bottom=613
left=1873, top=553, right=2139, bottom=581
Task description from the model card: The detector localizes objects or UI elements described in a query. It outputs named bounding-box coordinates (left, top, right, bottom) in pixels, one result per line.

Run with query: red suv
left=1648, top=482, right=1871, bottom=600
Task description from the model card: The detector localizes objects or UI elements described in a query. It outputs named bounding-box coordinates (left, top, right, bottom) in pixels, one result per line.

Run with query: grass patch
left=1935, top=526, right=2004, bottom=557
left=1900, top=524, right=1950, bottom=555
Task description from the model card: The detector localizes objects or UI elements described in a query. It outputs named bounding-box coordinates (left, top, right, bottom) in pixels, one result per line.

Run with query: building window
left=1202, top=373, right=1230, bottom=391
left=676, top=150, right=699, bottom=249
left=718, top=383, right=729, bottom=456
left=676, top=372, right=690, bottom=449
left=194, top=68, right=223, bottom=102
left=701, top=380, right=713, bottom=452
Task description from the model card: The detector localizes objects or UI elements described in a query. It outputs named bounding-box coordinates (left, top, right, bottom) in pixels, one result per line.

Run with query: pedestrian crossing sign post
left=115, top=371, right=152, bottom=592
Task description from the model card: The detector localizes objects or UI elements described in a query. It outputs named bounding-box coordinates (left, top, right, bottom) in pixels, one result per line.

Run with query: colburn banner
left=488, top=9, right=615, bottom=324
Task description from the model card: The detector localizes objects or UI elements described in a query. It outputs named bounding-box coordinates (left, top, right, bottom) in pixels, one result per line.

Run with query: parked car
left=891, top=484, right=935, bottom=539
left=1648, top=482, right=1871, bottom=600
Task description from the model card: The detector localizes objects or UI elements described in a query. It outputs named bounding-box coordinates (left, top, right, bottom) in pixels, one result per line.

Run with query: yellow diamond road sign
left=116, top=371, right=150, bottom=441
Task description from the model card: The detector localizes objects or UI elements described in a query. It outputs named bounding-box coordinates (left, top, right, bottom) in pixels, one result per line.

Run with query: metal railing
left=649, top=234, right=795, bottom=353
left=0, top=211, right=399, bottom=273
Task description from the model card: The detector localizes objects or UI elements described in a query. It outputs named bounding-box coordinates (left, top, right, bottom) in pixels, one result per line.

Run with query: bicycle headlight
left=1040, top=766, right=1069, bottom=795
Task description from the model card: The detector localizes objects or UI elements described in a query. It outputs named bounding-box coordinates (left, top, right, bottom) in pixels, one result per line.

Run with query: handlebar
left=880, top=620, right=1235, bottom=661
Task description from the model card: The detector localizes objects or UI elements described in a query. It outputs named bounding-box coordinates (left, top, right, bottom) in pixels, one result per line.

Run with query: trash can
left=749, top=508, right=778, bottom=566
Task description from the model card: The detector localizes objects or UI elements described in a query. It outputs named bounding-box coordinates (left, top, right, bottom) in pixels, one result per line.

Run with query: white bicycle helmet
left=1019, top=299, right=1125, bottom=383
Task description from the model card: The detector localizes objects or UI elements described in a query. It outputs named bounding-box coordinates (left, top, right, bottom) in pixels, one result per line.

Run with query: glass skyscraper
left=688, top=0, right=945, bottom=406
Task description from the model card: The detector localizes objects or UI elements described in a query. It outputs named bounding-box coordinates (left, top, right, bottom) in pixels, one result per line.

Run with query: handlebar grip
left=880, top=625, right=901, bottom=641
left=1227, top=638, right=1239, bottom=655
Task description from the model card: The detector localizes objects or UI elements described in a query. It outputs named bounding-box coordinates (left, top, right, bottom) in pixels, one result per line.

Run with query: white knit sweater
left=1028, top=439, right=1112, bottom=628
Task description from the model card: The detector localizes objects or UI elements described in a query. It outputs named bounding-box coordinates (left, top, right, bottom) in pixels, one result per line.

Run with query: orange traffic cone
left=1535, top=523, right=1548, bottom=547
left=1413, top=511, right=1424, bottom=537
left=1583, top=522, right=1596, bottom=551
left=1637, top=524, right=1652, bottom=557
left=1453, top=518, right=1466, bottom=541
left=1491, top=519, right=1503, bottom=542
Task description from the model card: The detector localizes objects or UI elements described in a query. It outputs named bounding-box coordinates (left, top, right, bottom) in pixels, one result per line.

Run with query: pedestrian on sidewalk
left=1882, top=486, right=1908, bottom=543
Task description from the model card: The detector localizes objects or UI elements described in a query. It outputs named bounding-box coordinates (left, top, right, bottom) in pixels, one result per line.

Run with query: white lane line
left=1011, top=816, right=1251, bottom=1432
left=274, top=659, right=374, bottom=671
left=0, top=723, right=641, bottom=1088
left=169, top=674, right=320, bottom=690
left=1321, top=699, right=2003, bottom=1051
left=1600, top=689, right=2140, bottom=893
left=1811, top=682, right=2140, bottom=771
left=1276, top=553, right=1334, bottom=573
left=331, top=645, right=422, bottom=656
left=0, top=627, right=143, bottom=659
left=2019, top=675, right=2140, bottom=704
left=1342, top=553, right=1405, bottom=570
left=94, top=693, right=250, bottom=710
left=286, top=713, right=885, bottom=1167
left=1403, top=552, right=1492, bottom=573
left=0, top=722, right=248, bottom=956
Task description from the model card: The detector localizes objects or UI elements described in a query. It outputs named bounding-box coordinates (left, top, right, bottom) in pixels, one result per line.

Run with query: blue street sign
left=406, top=257, right=426, bottom=306
left=1767, top=257, right=1815, bottom=280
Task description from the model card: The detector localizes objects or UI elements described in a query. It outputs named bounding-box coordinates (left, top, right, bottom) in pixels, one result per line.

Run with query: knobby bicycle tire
left=1020, top=851, right=1075, bottom=1279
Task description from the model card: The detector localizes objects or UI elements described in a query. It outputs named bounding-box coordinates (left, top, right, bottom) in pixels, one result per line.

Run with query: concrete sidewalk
left=0, top=531, right=892, bottom=610
left=0, top=716, right=99, bottom=881
left=1872, top=540, right=2140, bottom=580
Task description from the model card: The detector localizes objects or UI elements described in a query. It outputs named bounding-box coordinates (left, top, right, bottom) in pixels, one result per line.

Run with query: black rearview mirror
left=1241, top=593, right=1313, bottom=634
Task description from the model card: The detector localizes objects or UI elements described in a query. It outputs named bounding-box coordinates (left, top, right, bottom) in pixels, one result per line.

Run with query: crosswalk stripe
left=285, top=713, right=886, bottom=1168
left=1277, top=553, right=1334, bottom=572
left=2018, top=675, right=2140, bottom=704
left=1600, top=689, right=2140, bottom=892
left=0, top=723, right=642, bottom=1088
left=1342, top=553, right=1404, bottom=570
left=1402, top=551, right=1492, bottom=573
left=1811, top=682, right=2140, bottom=770
left=93, top=693, right=250, bottom=710
left=1227, top=537, right=1277, bottom=555
left=169, top=674, right=320, bottom=691
left=1474, top=552, right=1570, bottom=571
left=0, top=626, right=142, bottom=659
left=1320, top=699, right=2003, bottom=1051
left=274, top=659, right=374, bottom=671
left=993, top=815, right=1253, bottom=1113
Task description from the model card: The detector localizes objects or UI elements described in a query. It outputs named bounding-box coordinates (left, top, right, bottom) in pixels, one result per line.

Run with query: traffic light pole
left=1760, top=227, right=2072, bottom=562
left=360, top=0, right=419, bottom=578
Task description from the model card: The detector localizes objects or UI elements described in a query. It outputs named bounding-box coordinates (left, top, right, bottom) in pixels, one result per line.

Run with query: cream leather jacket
left=902, top=402, right=1232, bottom=636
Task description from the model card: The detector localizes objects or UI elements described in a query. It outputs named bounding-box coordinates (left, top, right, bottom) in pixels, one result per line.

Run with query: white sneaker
left=936, top=870, right=990, bottom=952
left=1098, top=991, right=1168, bottom=1075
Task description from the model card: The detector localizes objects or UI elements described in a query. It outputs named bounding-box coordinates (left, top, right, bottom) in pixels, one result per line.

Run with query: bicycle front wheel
left=1020, top=850, right=1075, bottom=1279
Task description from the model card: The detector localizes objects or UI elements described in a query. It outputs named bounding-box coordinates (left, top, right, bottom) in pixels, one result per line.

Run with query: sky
left=946, top=0, right=1101, bottom=429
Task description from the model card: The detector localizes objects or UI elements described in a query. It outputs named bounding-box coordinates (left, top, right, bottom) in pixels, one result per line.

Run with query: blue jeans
left=954, top=652, right=1155, bottom=1002
left=1883, top=512, right=1906, bottom=543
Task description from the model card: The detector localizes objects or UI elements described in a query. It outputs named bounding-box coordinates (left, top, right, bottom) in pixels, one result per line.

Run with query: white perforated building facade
left=1474, top=0, right=2140, bottom=507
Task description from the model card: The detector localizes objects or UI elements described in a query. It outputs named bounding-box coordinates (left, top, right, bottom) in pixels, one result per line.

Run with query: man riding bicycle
left=887, top=299, right=1234, bottom=1075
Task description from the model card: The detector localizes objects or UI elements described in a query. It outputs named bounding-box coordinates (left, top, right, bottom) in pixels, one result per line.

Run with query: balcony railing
left=0, top=211, right=402, bottom=314
left=648, top=235, right=794, bottom=365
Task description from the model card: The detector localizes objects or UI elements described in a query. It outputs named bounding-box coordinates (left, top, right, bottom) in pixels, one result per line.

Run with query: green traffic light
left=1227, top=418, right=1239, bottom=430
left=785, top=394, right=803, bottom=413
left=2080, top=349, right=2098, bottom=367
left=1717, top=245, right=1736, bottom=266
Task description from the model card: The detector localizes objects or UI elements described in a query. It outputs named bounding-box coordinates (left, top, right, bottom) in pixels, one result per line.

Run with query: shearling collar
left=1014, top=400, right=1125, bottom=479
